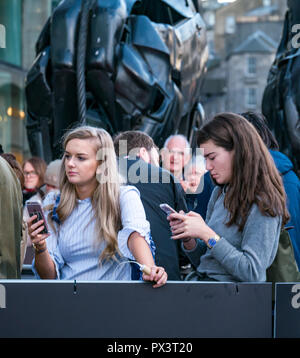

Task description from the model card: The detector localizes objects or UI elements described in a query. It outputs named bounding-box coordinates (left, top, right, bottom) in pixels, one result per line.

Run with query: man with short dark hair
left=114, top=131, right=188, bottom=280
left=115, top=130, right=159, bottom=167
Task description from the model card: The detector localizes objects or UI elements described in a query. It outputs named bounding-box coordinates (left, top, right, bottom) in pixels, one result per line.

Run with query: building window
left=247, top=56, right=257, bottom=76
left=246, top=88, right=257, bottom=108
left=0, top=63, right=29, bottom=162
left=204, top=11, right=215, bottom=27
left=0, top=24, right=5, bottom=48
left=263, top=0, right=272, bottom=7
left=225, top=16, right=236, bottom=34
left=0, top=0, right=22, bottom=66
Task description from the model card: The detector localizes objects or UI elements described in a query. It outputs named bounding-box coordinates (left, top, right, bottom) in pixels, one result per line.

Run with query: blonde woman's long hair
left=49, top=126, right=122, bottom=263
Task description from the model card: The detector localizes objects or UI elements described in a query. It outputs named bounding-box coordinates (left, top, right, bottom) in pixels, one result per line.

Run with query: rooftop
left=229, top=29, right=278, bottom=56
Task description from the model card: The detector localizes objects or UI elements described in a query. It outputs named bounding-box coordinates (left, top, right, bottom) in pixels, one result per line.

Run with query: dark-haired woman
left=168, top=112, right=290, bottom=282
left=22, top=157, right=47, bottom=205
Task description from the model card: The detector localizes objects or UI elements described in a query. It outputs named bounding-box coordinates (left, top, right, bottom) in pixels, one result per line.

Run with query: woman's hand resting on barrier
left=127, top=231, right=168, bottom=288
left=142, top=265, right=168, bottom=288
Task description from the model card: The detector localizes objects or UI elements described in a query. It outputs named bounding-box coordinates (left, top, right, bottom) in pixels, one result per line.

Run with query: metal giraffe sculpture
left=262, top=0, right=300, bottom=172
left=25, top=0, right=208, bottom=162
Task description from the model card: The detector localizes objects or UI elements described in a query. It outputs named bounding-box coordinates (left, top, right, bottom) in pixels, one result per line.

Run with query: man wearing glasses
left=161, top=135, right=191, bottom=183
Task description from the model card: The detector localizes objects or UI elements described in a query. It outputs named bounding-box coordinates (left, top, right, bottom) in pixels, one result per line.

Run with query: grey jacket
left=183, top=187, right=281, bottom=282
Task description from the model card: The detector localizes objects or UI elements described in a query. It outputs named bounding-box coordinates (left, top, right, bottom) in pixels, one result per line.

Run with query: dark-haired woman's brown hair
left=197, top=112, right=290, bottom=231
left=22, top=156, right=47, bottom=189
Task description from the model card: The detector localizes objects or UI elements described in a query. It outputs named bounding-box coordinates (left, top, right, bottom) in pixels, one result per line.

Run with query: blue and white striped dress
left=32, top=185, right=152, bottom=280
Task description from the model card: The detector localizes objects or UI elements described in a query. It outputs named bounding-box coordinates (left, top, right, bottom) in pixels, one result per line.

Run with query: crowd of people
left=0, top=111, right=299, bottom=286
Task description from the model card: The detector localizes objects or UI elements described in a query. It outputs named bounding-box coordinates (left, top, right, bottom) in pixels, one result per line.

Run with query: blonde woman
left=27, top=126, right=167, bottom=287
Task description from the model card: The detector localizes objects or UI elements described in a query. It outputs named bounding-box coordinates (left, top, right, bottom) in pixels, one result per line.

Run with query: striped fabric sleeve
left=117, top=185, right=151, bottom=260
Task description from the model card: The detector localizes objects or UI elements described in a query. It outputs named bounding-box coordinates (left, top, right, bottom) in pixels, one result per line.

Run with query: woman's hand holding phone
left=26, top=202, right=50, bottom=253
left=167, top=211, right=202, bottom=249
left=27, top=215, right=50, bottom=253
left=168, top=211, right=216, bottom=249
left=27, top=215, right=57, bottom=279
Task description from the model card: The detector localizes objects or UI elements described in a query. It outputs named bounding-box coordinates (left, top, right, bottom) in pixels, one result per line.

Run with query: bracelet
left=32, top=243, right=47, bottom=254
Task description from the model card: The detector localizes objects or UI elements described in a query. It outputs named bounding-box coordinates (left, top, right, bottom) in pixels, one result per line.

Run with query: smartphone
left=159, top=203, right=177, bottom=216
left=26, top=201, right=49, bottom=234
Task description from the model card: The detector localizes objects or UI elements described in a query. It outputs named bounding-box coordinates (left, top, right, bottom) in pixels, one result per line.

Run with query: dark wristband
left=33, top=244, right=47, bottom=254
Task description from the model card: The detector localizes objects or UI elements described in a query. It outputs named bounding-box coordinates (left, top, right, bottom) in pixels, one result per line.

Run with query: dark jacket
left=270, top=150, right=300, bottom=269
left=186, top=172, right=215, bottom=220
left=118, top=157, right=188, bottom=280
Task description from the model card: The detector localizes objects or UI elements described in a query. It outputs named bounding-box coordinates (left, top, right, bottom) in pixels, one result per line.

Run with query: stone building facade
left=200, top=0, right=287, bottom=120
